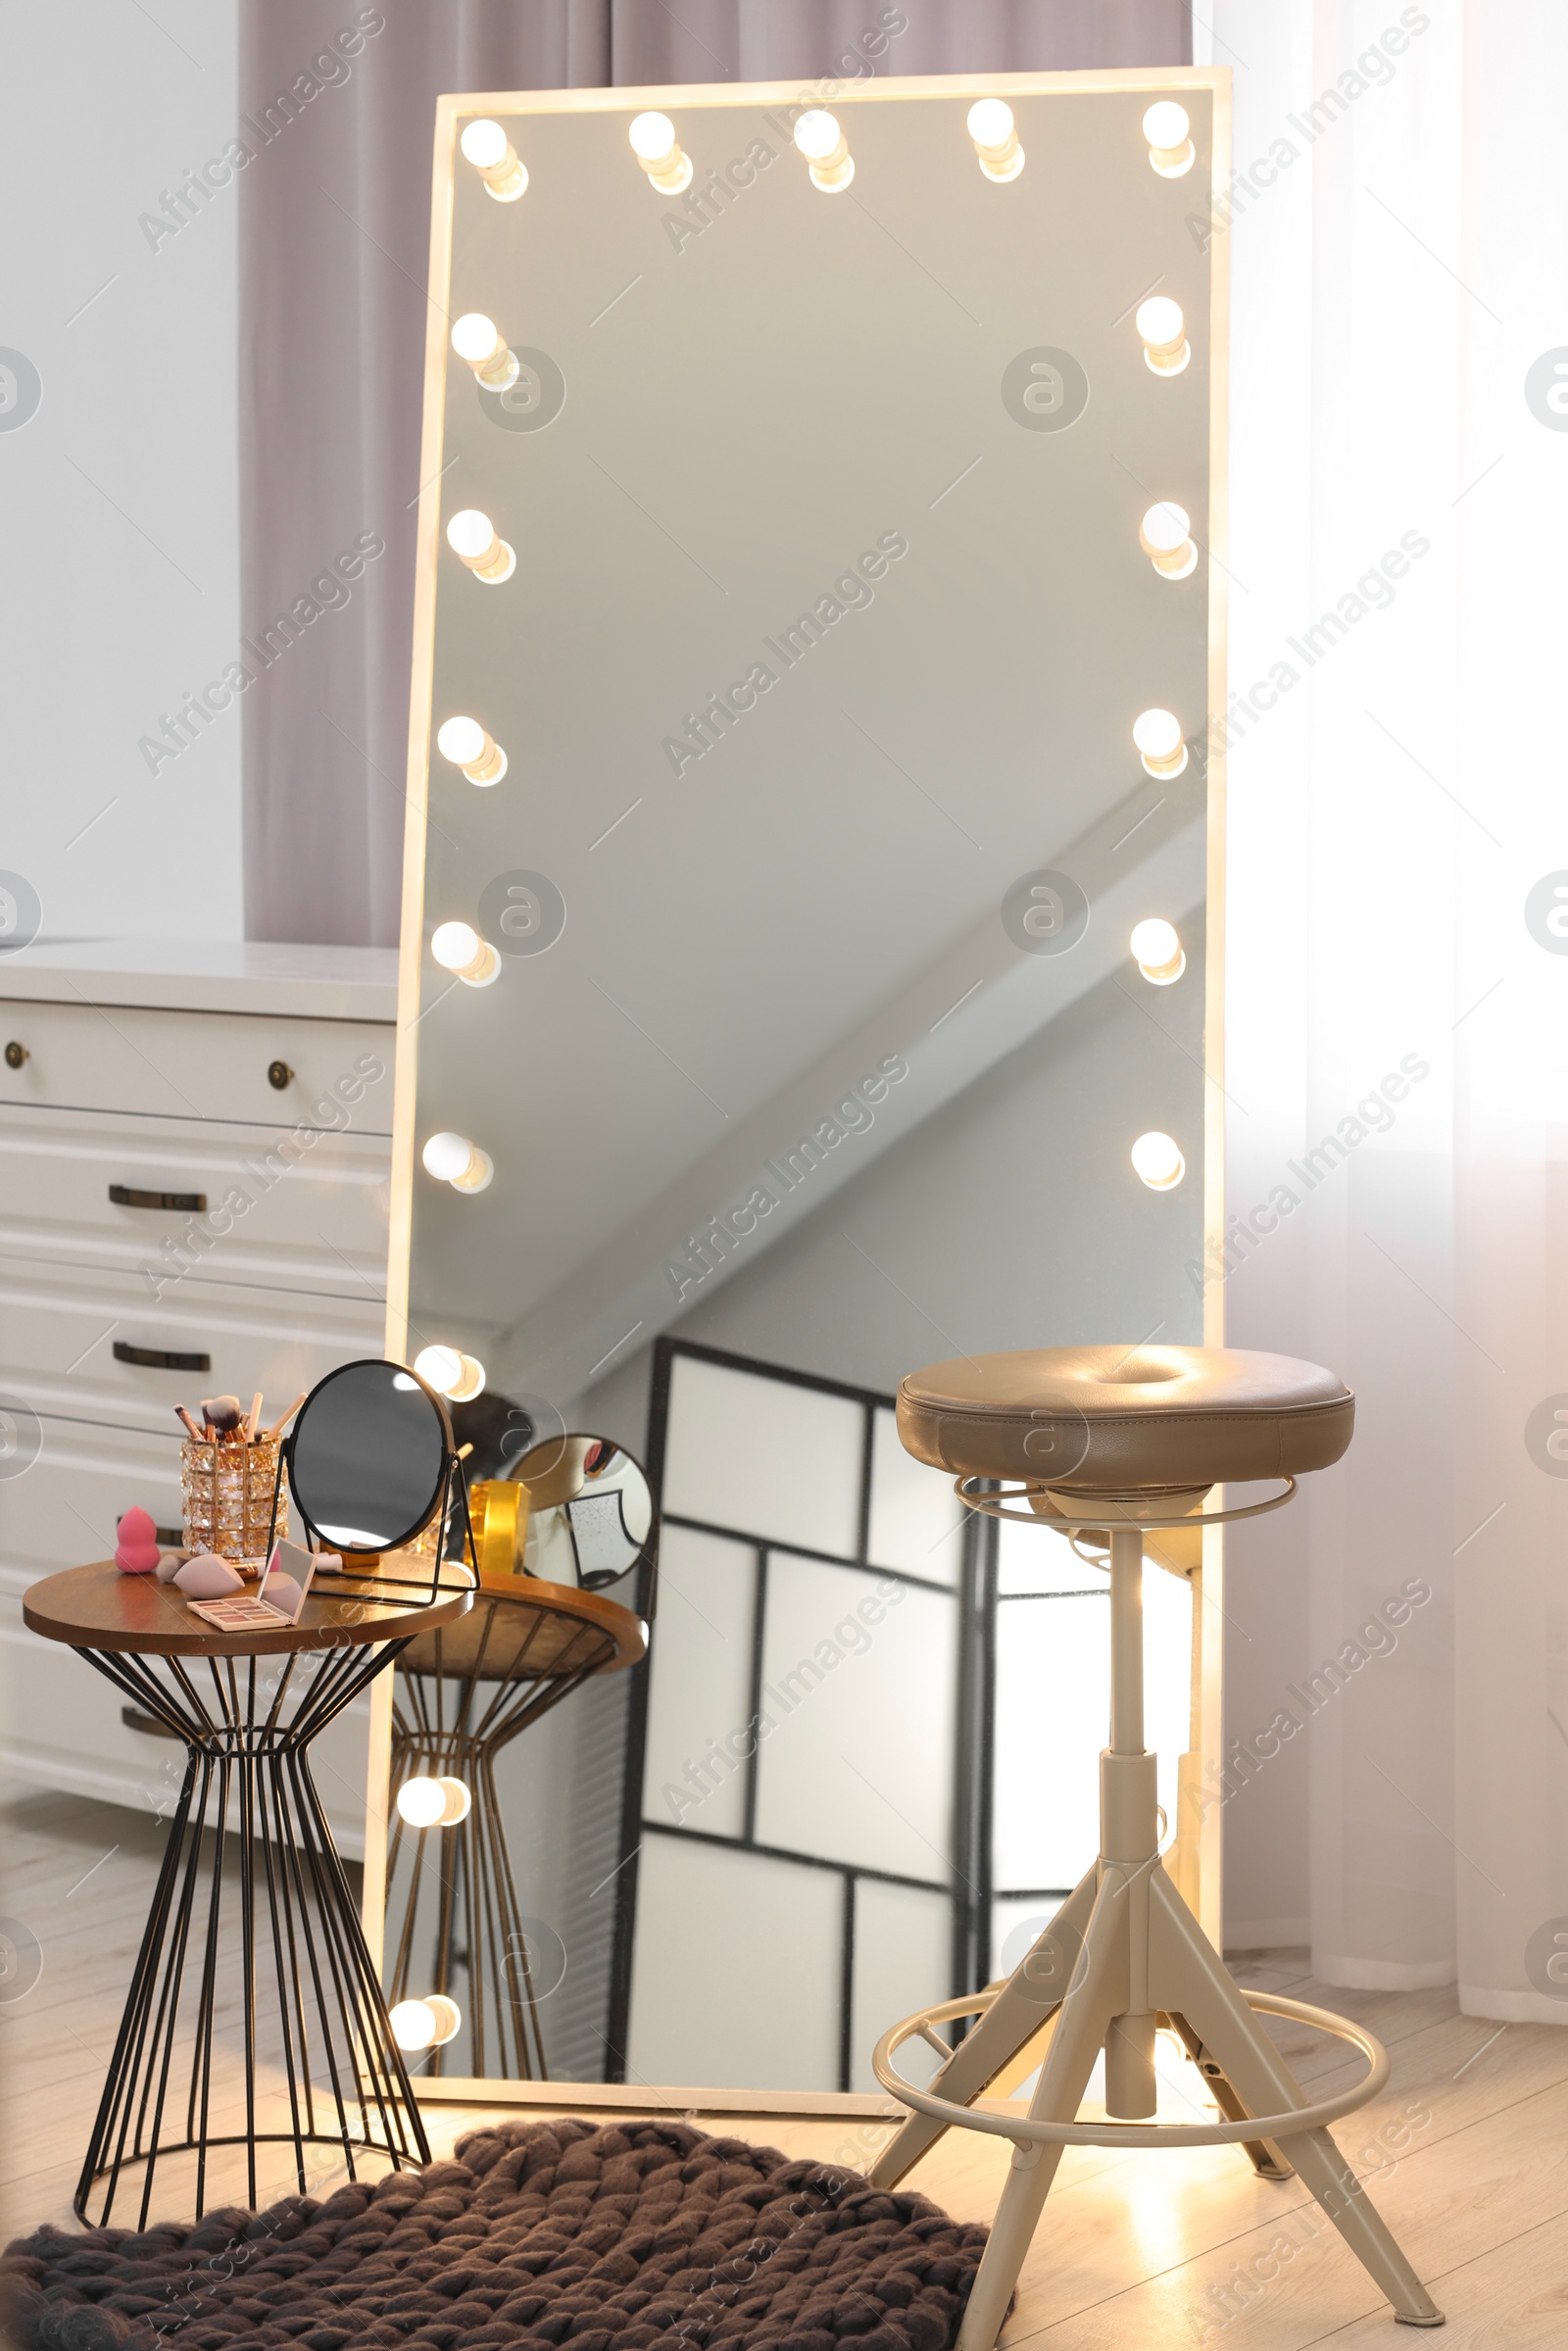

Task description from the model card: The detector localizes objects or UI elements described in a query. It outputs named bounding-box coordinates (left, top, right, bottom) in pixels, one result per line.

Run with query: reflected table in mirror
left=385, top=1579, right=647, bottom=2082
left=22, top=1553, right=472, bottom=2228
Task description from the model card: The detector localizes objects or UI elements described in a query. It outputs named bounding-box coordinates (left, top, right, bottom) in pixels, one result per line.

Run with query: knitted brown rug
left=2, top=2117, right=989, bottom=2351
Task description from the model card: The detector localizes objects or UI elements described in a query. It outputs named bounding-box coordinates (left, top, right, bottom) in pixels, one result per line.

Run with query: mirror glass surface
left=289, top=1361, right=450, bottom=1550
left=394, top=74, right=1221, bottom=2090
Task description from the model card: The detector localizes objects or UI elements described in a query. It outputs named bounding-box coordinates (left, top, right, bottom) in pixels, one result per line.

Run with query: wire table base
left=385, top=1586, right=641, bottom=2080
left=72, top=1636, right=430, bottom=2229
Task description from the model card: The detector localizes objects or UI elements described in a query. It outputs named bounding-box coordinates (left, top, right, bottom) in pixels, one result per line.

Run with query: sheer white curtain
left=1204, top=0, right=1568, bottom=2021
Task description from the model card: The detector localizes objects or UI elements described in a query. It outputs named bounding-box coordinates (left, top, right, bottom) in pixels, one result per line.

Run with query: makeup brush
left=262, top=1392, right=307, bottom=1444
left=202, top=1396, right=244, bottom=1439
left=175, top=1405, right=206, bottom=1443
left=245, top=1391, right=264, bottom=1443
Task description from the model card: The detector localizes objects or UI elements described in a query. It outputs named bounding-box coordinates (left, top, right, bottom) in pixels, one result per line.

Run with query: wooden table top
left=401, top=1576, right=647, bottom=1681
left=23, top=1555, right=473, bottom=1658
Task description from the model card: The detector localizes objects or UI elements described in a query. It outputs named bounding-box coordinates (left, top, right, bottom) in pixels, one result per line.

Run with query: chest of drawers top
left=0, top=940, right=399, bottom=1127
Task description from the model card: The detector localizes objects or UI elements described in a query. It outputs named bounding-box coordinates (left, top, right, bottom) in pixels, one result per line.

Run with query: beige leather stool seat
left=898, top=1343, right=1353, bottom=1499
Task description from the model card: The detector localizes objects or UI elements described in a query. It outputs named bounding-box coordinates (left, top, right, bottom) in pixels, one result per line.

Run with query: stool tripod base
left=869, top=1858, right=1444, bottom=2345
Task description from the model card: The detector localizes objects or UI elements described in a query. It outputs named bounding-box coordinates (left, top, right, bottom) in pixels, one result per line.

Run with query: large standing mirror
left=381, top=68, right=1227, bottom=2103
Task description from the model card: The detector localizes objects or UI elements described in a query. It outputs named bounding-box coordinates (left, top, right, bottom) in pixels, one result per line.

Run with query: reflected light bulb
left=1133, top=707, right=1189, bottom=778
left=1132, top=1131, right=1186, bottom=1190
left=414, top=1344, right=487, bottom=1402
left=396, top=1777, right=447, bottom=1829
left=396, top=1773, right=473, bottom=1827
left=794, top=109, right=854, bottom=191
left=430, top=919, right=501, bottom=985
left=1143, top=100, right=1195, bottom=177
left=446, top=508, right=515, bottom=584
left=390, top=1998, right=437, bottom=2050
left=435, top=715, right=507, bottom=785
left=389, top=1994, right=463, bottom=2050
left=461, top=117, right=527, bottom=201
left=1136, top=295, right=1190, bottom=376
left=424, top=1994, right=462, bottom=2043
left=1131, top=917, right=1186, bottom=984
left=967, top=98, right=1023, bottom=181
left=421, top=1131, right=494, bottom=1192
left=1139, top=501, right=1199, bottom=579
left=628, top=111, right=693, bottom=193
left=451, top=312, right=518, bottom=391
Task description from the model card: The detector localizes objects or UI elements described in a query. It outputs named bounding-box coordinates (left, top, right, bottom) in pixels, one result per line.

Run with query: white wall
left=0, top=0, right=241, bottom=944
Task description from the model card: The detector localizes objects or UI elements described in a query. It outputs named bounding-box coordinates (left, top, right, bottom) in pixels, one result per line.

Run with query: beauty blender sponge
left=174, top=1553, right=244, bottom=1598
left=115, top=1507, right=162, bottom=1574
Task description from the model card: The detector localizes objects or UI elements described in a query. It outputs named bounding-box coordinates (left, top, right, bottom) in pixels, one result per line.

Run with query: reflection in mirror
left=389, top=72, right=1224, bottom=2092
left=286, top=1359, right=451, bottom=1551
left=382, top=1430, right=654, bottom=2078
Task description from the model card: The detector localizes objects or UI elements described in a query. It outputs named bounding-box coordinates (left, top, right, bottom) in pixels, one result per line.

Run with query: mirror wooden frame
left=371, top=63, right=1231, bottom=2122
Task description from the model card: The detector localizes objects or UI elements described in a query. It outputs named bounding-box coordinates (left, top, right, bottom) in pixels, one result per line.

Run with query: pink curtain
left=238, top=0, right=1189, bottom=945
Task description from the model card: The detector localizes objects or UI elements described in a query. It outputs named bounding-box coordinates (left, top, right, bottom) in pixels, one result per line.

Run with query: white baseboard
left=1, top=1741, right=366, bottom=1862
left=1313, top=1951, right=1456, bottom=1990
left=1458, top=1984, right=1568, bottom=2027
left=1223, top=1916, right=1309, bottom=1951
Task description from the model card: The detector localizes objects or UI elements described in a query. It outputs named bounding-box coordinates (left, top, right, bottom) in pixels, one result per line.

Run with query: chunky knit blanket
left=3, top=2115, right=989, bottom=2351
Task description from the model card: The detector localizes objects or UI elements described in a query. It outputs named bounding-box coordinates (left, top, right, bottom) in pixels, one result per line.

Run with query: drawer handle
left=109, top=1183, right=208, bottom=1213
left=113, top=1341, right=211, bottom=1373
left=268, top=1059, right=293, bottom=1091
left=4, top=1041, right=25, bottom=1070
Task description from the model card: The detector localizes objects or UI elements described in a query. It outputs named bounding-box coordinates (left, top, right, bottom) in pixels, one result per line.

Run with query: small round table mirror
left=511, top=1435, right=653, bottom=1590
left=287, top=1358, right=452, bottom=1551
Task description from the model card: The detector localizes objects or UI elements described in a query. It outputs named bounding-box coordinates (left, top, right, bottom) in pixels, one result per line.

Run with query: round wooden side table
left=386, top=1578, right=646, bottom=2080
left=23, top=1555, right=471, bottom=2228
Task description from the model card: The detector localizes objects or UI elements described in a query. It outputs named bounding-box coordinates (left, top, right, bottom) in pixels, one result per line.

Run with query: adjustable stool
left=868, top=1345, right=1443, bottom=2344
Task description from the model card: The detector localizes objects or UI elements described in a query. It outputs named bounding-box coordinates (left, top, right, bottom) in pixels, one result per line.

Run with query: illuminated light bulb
left=451, top=312, right=518, bottom=391
left=390, top=1998, right=437, bottom=2050
left=1131, top=917, right=1186, bottom=985
left=430, top=919, right=501, bottom=986
left=967, top=98, right=1024, bottom=182
left=1143, top=100, right=1195, bottom=177
left=1139, top=501, right=1199, bottom=580
left=1133, top=707, right=1189, bottom=779
left=389, top=1993, right=463, bottom=2050
left=446, top=508, right=515, bottom=584
left=421, top=1131, right=494, bottom=1193
left=1136, top=294, right=1190, bottom=376
left=1132, top=1130, right=1186, bottom=1190
left=794, top=109, right=854, bottom=193
left=435, top=715, right=507, bottom=785
left=396, top=1773, right=473, bottom=1828
left=628, top=111, right=693, bottom=194
left=461, top=118, right=527, bottom=201
left=414, top=1345, right=487, bottom=1403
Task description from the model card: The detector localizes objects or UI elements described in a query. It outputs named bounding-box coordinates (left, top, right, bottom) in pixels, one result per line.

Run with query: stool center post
left=1107, top=1526, right=1146, bottom=1756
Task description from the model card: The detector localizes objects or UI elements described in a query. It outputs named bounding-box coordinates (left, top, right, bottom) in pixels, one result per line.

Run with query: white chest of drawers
left=0, top=942, right=398, bottom=1856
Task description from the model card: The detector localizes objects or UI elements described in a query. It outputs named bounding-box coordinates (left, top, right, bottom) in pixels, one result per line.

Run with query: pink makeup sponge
left=174, top=1553, right=244, bottom=1598
left=115, top=1507, right=162, bottom=1574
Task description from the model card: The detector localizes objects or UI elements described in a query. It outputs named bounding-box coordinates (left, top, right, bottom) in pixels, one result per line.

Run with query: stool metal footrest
left=874, top=1981, right=1390, bottom=2149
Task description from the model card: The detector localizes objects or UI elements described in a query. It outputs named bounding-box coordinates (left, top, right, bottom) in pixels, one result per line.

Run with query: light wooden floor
left=4, top=1787, right=1567, bottom=2346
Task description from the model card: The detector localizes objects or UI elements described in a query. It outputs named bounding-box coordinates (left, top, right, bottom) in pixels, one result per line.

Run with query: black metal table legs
left=72, top=1638, right=428, bottom=2229
left=384, top=1599, right=617, bottom=2081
